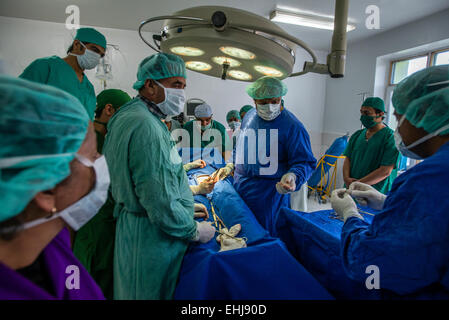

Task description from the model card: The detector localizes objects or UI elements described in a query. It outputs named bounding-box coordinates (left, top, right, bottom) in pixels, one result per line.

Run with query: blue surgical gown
left=233, top=108, right=316, bottom=235
left=341, top=141, right=449, bottom=299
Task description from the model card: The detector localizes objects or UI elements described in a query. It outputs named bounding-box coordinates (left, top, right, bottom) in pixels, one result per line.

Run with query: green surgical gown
left=73, top=130, right=115, bottom=300
left=183, top=119, right=231, bottom=151
left=19, top=56, right=96, bottom=119
left=103, top=97, right=197, bottom=300
left=344, top=126, right=400, bottom=194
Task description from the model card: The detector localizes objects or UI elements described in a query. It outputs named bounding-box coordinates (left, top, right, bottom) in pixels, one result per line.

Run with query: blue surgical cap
left=392, top=65, right=449, bottom=135
left=0, top=75, right=89, bottom=222
left=194, top=103, right=212, bottom=118
left=133, top=53, right=187, bottom=90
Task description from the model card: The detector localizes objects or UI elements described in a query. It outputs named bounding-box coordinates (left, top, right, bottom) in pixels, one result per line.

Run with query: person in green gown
left=343, top=97, right=401, bottom=194
left=19, top=27, right=107, bottom=119
left=103, top=53, right=215, bottom=300
left=72, top=89, right=131, bottom=300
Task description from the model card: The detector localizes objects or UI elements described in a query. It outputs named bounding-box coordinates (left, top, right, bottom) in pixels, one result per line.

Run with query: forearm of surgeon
left=358, top=165, right=394, bottom=186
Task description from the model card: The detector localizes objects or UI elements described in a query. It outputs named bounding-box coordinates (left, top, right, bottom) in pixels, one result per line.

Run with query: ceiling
left=1, top=0, right=448, bottom=51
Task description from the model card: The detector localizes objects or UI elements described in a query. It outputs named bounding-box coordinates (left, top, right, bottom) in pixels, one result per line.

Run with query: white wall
left=322, top=8, right=449, bottom=142
left=0, top=15, right=328, bottom=158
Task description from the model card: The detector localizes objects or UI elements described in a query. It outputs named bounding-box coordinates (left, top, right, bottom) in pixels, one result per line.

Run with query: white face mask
left=256, top=103, right=281, bottom=121
left=394, top=115, right=449, bottom=160
left=154, top=80, right=186, bottom=116
left=21, top=154, right=110, bottom=231
left=229, top=121, right=241, bottom=131
left=69, top=41, right=101, bottom=70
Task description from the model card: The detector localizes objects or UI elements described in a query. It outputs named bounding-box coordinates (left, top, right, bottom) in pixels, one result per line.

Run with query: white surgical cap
left=194, top=103, right=212, bottom=118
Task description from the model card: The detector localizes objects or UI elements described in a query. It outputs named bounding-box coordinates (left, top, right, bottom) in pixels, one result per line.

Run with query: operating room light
left=270, top=10, right=355, bottom=32
left=219, top=47, right=256, bottom=60
left=170, top=46, right=205, bottom=56
left=212, top=56, right=242, bottom=67
left=185, top=61, right=212, bottom=71
left=254, top=65, right=284, bottom=77
left=228, top=70, right=252, bottom=81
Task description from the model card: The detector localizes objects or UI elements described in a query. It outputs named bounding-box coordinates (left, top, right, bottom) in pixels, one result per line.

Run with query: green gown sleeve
left=128, top=122, right=197, bottom=240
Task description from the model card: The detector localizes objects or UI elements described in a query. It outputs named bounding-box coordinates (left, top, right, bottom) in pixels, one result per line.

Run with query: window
left=433, top=49, right=449, bottom=66
left=390, top=55, right=428, bottom=85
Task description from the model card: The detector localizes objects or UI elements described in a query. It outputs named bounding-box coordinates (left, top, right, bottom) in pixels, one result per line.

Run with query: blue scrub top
left=341, top=141, right=449, bottom=298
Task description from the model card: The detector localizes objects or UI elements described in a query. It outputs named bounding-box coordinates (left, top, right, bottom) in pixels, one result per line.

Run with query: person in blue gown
left=331, top=65, right=449, bottom=299
left=232, top=76, right=316, bottom=235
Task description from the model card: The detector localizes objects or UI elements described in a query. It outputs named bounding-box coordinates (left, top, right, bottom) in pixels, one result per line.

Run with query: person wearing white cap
left=183, top=102, right=232, bottom=163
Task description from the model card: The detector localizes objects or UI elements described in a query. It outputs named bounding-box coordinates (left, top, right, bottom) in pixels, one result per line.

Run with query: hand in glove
left=192, top=221, right=215, bottom=243
left=348, top=182, right=386, bottom=210
left=183, top=159, right=206, bottom=172
left=193, top=203, right=209, bottom=220
left=275, top=172, right=296, bottom=194
left=330, top=189, right=363, bottom=223
left=190, top=178, right=216, bottom=195
left=216, top=163, right=234, bottom=180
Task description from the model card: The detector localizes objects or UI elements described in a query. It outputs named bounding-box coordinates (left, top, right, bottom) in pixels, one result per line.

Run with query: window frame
left=431, top=47, right=449, bottom=66
left=389, top=52, right=431, bottom=86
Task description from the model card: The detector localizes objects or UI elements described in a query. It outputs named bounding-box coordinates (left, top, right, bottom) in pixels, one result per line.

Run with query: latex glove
left=348, top=182, right=386, bottom=210
left=330, top=189, right=363, bottom=223
left=193, top=221, right=215, bottom=243
left=183, top=159, right=206, bottom=172
left=190, top=179, right=216, bottom=195
left=275, top=172, right=296, bottom=194
left=216, top=163, right=234, bottom=180
left=193, top=203, right=209, bottom=220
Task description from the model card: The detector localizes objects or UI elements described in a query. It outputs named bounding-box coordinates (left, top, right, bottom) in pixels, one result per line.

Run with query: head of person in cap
left=246, top=76, right=288, bottom=121
left=360, top=97, right=385, bottom=130
left=67, top=27, right=107, bottom=71
left=0, top=75, right=109, bottom=299
left=132, top=52, right=187, bottom=118
left=194, top=103, right=214, bottom=132
left=93, top=89, right=132, bottom=153
left=239, top=105, right=254, bottom=120
left=226, top=110, right=241, bottom=132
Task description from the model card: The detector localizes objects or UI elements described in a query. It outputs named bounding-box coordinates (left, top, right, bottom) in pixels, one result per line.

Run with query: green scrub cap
left=240, top=105, right=254, bottom=116
left=95, top=89, right=132, bottom=117
left=362, top=97, right=385, bottom=112
left=392, top=65, right=449, bottom=135
left=0, top=75, right=89, bottom=222
left=226, top=110, right=241, bottom=122
left=133, top=53, right=187, bottom=90
left=246, top=76, right=288, bottom=100
left=75, top=27, right=107, bottom=50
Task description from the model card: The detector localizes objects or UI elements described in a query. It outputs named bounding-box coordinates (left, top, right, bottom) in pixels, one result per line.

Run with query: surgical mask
left=154, top=80, right=186, bottom=116
left=69, top=41, right=101, bottom=70
left=360, top=115, right=380, bottom=129
left=201, top=122, right=212, bottom=131
left=229, top=121, right=241, bottom=130
left=394, top=115, right=449, bottom=160
left=20, top=154, right=110, bottom=231
left=257, top=103, right=281, bottom=121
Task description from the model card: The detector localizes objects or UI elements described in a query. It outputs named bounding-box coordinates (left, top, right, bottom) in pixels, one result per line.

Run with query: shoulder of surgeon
left=20, top=56, right=64, bottom=79
left=108, top=97, right=163, bottom=133
left=281, top=107, right=307, bottom=129
left=212, top=119, right=226, bottom=131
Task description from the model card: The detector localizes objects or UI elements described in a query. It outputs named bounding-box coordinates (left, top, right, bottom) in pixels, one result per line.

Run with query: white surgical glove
left=216, top=163, right=234, bottom=180
left=330, top=189, right=363, bottom=223
left=183, top=159, right=206, bottom=172
left=193, top=221, right=215, bottom=243
left=193, top=203, right=209, bottom=220
left=275, top=172, right=296, bottom=194
left=348, top=182, right=386, bottom=210
left=190, top=179, right=216, bottom=195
